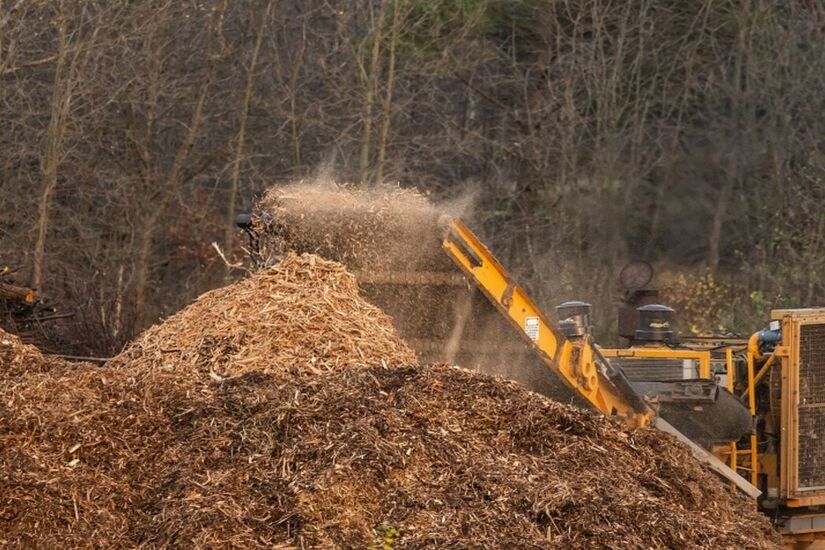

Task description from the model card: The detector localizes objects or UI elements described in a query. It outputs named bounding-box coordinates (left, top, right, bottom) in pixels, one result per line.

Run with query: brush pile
left=0, top=254, right=782, bottom=549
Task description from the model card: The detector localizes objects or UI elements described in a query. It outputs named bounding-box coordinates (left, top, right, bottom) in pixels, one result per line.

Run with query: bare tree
left=3, top=0, right=825, bottom=352
left=224, top=0, right=277, bottom=272
left=132, top=0, right=230, bottom=326
left=32, top=1, right=105, bottom=290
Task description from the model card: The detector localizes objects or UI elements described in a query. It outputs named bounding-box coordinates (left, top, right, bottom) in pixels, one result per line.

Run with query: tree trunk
left=375, top=0, right=400, bottom=184
left=33, top=10, right=70, bottom=290
left=289, top=20, right=306, bottom=168
left=707, top=179, right=734, bottom=275
left=225, top=0, right=275, bottom=275
left=134, top=218, right=155, bottom=326
left=133, top=0, right=229, bottom=327
left=358, top=0, right=387, bottom=185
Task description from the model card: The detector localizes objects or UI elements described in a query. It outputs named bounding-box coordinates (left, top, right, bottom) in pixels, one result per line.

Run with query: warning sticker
left=524, top=317, right=540, bottom=341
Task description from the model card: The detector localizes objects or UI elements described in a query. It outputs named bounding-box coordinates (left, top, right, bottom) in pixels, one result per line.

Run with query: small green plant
left=370, top=522, right=400, bottom=550
left=749, top=289, right=767, bottom=311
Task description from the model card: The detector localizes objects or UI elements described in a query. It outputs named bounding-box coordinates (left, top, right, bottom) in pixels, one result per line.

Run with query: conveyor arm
left=442, top=218, right=653, bottom=427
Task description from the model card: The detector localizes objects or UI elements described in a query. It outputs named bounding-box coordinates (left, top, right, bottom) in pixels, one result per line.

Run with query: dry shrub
left=661, top=271, right=744, bottom=335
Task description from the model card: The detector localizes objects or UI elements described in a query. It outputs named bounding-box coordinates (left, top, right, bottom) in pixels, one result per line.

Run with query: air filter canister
left=556, top=301, right=592, bottom=338
left=635, top=304, right=674, bottom=342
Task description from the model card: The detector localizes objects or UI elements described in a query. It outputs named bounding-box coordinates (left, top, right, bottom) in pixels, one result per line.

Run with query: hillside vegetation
left=1, top=1, right=823, bottom=351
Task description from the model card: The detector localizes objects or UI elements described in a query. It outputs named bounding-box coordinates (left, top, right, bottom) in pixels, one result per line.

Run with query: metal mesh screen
left=614, top=358, right=695, bottom=382
left=797, top=323, right=825, bottom=490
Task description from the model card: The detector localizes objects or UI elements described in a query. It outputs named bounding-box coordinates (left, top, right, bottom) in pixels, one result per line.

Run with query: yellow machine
left=441, top=218, right=825, bottom=548
left=602, top=310, right=825, bottom=548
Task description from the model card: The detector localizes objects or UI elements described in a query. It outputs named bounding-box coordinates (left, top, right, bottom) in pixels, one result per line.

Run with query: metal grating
left=797, top=324, right=825, bottom=490
left=614, top=358, right=696, bottom=382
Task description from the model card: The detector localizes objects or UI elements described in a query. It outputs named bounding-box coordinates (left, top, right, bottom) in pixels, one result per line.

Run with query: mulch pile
left=0, top=329, right=43, bottom=377
left=0, top=254, right=782, bottom=549
left=110, top=253, right=417, bottom=377
left=252, top=181, right=486, bottom=365
left=0, top=327, right=67, bottom=377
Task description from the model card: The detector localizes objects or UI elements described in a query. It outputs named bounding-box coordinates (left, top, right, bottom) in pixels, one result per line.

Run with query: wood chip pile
left=0, top=327, right=64, bottom=377
left=252, top=182, right=488, bottom=366
left=110, top=253, right=417, bottom=377
left=0, top=254, right=782, bottom=549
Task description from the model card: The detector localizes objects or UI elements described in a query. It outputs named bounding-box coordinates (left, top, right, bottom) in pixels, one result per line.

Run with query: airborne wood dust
left=0, top=253, right=782, bottom=548
left=252, top=182, right=457, bottom=272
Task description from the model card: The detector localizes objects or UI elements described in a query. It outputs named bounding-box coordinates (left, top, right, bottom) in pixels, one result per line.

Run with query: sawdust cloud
left=250, top=179, right=568, bottom=395
left=253, top=179, right=477, bottom=268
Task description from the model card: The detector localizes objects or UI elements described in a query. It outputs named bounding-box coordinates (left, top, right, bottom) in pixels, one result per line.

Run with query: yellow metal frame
left=774, top=310, right=825, bottom=507
left=601, top=346, right=762, bottom=487
left=725, top=348, right=760, bottom=487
